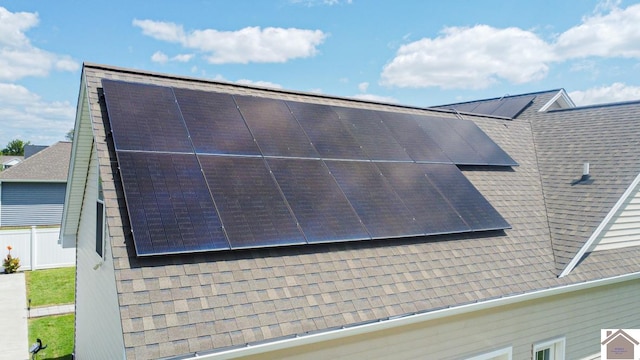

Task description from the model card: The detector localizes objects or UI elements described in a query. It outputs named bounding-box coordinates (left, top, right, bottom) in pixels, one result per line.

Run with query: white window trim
left=466, top=346, right=512, bottom=360
left=533, top=337, right=565, bottom=360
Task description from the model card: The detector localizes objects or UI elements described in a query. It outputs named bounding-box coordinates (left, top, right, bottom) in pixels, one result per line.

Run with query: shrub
left=3, top=245, right=20, bottom=273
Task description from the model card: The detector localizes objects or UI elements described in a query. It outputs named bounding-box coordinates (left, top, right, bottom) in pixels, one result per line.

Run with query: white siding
left=594, top=183, right=640, bottom=251
left=74, top=146, right=125, bottom=359
left=236, top=279, right=640, bottom=360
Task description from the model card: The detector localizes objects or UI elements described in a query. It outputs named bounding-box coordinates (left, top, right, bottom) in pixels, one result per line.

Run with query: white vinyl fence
left=0, top=226, right=75, bottom=271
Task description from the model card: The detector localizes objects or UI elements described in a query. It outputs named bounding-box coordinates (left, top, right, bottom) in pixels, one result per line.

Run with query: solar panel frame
left=235, top=95, right=320, bottom=158
left=324, top=160, right=424, bottom=239
left=102, top=80, right=193, bottom=153
left=446, top=118, right=518, bottom=166
left=116, top=151, right=230, bottom=256
left=423, top=163, right=511, bottom=231
left=287, top=101, right=368, bottom=160
left=376, top=162, right=471, bottom=235
left=417, top=116, right=488, bottom=165
left=378, top=111, right=452, bottom=163
left=199, top=155, right=306, bottom=249
left=267, top=158, right=370, bottom=243
left=173, top=87, right=261, bottom=156
left=332, top=106, right=413, bottom=161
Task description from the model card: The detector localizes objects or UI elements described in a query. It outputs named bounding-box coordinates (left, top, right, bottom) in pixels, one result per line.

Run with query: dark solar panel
left=287, top=101, right=367, bottom=160
left=332, top=107, right=412, bottom=161
left=102, top=80, right=192, bottom=153
left=199, top=155, right=306, bottom=249
left=447, top=118, right=517, bottom=166
left=173, top=88, right=260, bottom=156
left=325, top=160, right=423, bottom=239
left=378, top=111, right=451, bottom=163
left=491, top=95, right=534, bottom=118
left=423, top=163, right=510, bottom=231
left=116, top=151, right=229, bottom=255
left=376, top=162, right=470, bottom=235
left=235, top=95, right=319, bottom=158
left=465, top=100, right=500, bottom=115
left=267, top=158, right=369, bottom=243
left=418, top=116, right=487, bottom=165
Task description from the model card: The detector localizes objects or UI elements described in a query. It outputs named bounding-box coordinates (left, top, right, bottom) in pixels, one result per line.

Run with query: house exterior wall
left=235, top=279, right=640, bottom=360
left=594, top=183, right=640, bottom=251
left=0, top=182, right=66, bottom=226
left=74, top=147, right=125, bottom=359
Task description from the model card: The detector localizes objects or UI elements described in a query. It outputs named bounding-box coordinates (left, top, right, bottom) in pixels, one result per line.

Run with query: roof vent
left=571, top=162, right=594, bottom=185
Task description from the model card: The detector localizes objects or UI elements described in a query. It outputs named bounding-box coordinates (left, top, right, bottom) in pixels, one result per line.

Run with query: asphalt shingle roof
left=0, top=141, right=71, bottom=181
left=78, top=64, right=640, bottom=359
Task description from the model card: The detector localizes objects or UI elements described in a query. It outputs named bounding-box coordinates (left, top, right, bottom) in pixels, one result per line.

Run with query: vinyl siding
left=594, top=183, right=640, bottom=251
left=236, top=279, right=640, bottom=360
left=0, top=182, right=66, bottom=226
left=74, top=147, right=125, bottom=359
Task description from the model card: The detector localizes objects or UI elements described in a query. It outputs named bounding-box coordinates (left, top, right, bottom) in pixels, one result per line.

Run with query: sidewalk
left=29, top=303, right=75, bottom=317
left=0, top=272, right=29, bottom=360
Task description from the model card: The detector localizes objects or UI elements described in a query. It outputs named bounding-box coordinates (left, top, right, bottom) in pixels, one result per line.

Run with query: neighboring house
left=0, top=142, right=71, bottom=227
left=0, top=155, right=23, bottom=170
left=61, top=63, right=640, bottom=360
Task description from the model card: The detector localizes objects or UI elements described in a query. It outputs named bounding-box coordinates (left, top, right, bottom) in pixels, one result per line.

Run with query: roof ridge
left=434, top=89, right=564, bottom=108
left=548, top=98, right=640, bottom=113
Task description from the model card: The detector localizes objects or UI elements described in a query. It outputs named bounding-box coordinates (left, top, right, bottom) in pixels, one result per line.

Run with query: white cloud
left=381, top=25, right=554, bottom=89
left=151, top=51, right=169, bottom=63
left=0, top=7, right=79, bottom=81
left=569, top=82, right=640, bottom=106
left=0, top=83, right=75, bottom=146
left=350, top=93, right=398, bottom=104
left=381, top=2, right=640, bottom=90
left=554, top=3, right=640, bottom=59
left=358, top=82, right=369, bottom=92
left=151, top=51, right=193, bottom=64
left=133, top=19, right=326, bottom=64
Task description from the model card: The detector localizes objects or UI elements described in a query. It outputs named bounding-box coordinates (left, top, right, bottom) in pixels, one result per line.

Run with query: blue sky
left=1, top=0, right=640, bottom=146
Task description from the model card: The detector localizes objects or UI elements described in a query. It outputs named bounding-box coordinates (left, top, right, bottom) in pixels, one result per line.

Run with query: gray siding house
left=61, top=64, right=640, bottom=360
left=0, top=142, right=71, bottom=227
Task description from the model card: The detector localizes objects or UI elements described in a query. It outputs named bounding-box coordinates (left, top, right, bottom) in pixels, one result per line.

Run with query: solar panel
left=173, top=88, right=260, bottom=156
left=235, top=95, right=319, bottom=158
left=287, top=101, right=368, bottom=160
left=447, top=118, right=517, bottom=166
left=116, top=151, right=229, bottom=255
left=376, top=162, right=470, bottom=235
left=377, top=111, right=451, bottom=163
left=267, top=158, right=370, bottom=243
left=332, top=107, right=412, bottom=161
left=491, top=95, right=534, bottom=118
left=324, top=160, right=423, bottom=239
left=423, top=163, right=510, bottom=231
left=199, top=155, right=306, bottom=249
left=417, top=116, right=487, bottom=165
left=102, top=80, right=192, bottom=153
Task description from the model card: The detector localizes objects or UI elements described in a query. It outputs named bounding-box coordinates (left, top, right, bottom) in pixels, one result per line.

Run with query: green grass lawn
left=29, top=314, right=74, bottom=360
left=26, top=267, right=75, bottom=307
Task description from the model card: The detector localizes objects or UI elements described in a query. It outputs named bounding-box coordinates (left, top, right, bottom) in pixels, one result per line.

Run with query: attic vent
left=571, top=162, right=594, bottom=185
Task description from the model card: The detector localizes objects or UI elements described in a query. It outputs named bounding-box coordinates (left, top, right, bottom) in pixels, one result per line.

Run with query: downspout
left=184, top=271, right=640, bottom=360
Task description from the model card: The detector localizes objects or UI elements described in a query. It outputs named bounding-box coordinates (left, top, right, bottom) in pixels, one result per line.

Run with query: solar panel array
left=439, top=95, right=535, bottom=119
left=102, top=79, right=514, bottom=256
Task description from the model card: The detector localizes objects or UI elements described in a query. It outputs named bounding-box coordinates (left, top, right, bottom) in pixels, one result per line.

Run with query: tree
left=2, top=139, right=30, bottom=156
left=65, top=129, right=74, bottom=142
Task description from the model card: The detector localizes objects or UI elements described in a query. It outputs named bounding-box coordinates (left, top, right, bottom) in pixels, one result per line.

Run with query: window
left=96, top=201, right=104, bottom=257
left=466, top=347, right=512, bottom=360
left=533, top=337, right=565, bottom=360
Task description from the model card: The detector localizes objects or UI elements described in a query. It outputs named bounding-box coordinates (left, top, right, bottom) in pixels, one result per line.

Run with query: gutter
left=183, top=271, right=640, bottom=359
